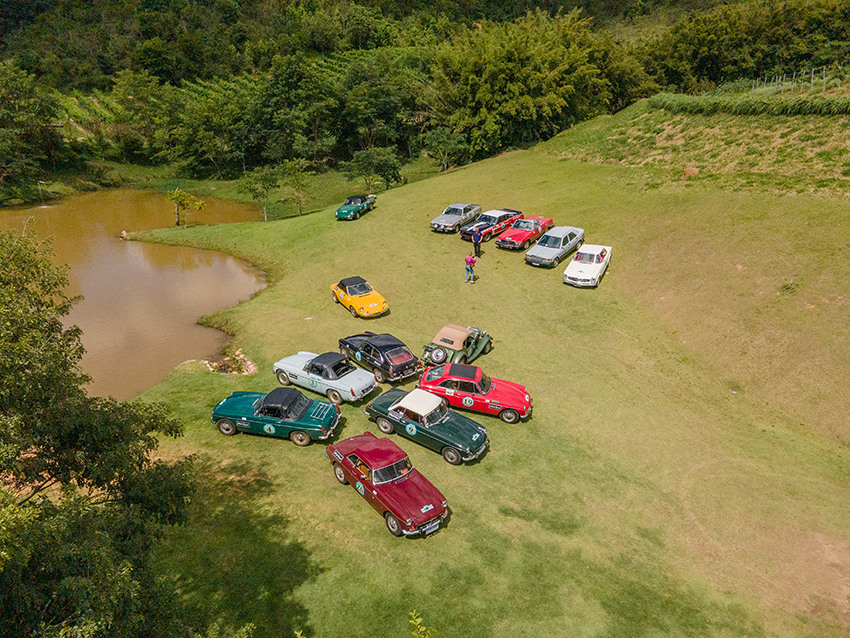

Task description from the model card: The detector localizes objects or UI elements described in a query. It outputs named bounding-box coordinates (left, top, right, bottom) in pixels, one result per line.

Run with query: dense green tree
left=238, top=165, right=280, bottom=221
left=422, top=126, right=468, bottom=171
left=0, top=62, right=63, bottom=204
left=345, top=146, right=401, bottom=190
left=0, top=228, right=196, bottom=637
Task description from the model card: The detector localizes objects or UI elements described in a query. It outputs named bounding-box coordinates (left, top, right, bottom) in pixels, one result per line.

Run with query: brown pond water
left=2, top=189, right=264, bottom=400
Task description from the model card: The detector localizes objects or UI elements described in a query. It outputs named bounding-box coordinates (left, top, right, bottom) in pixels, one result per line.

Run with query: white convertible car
left=273, top=351, right=378, bottom=404
left=563, top=244, right=612, bottom=287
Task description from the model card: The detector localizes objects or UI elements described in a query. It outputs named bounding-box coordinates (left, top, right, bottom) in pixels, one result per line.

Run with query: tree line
left=2, top=0, right=850, bottom=204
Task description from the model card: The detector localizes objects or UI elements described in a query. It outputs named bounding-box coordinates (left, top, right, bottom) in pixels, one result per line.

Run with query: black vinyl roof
left=263, top=387, right=303, bottom=411
left=448, top=363, right=478, bottom=379
left=313, top=352, right=347, bottom=369
left=368, top=333, right=405, bottom=349
left=339, top=276, right=367, bottom=287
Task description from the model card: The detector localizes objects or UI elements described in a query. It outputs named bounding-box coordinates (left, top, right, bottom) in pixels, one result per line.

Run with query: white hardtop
left=393, top=388, right=442, bottom=416
left=577, top=244, right=610, bottom=255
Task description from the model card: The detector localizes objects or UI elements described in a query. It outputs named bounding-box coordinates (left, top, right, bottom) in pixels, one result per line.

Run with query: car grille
left=496, top=239, right=518, bottom=247
left=566, top=276, right=592, bottom=284
left=417, top=515, right=443, bottom=536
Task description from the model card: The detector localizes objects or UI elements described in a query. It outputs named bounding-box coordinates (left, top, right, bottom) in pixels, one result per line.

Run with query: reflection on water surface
left=2, top=190, right=264, bottom=400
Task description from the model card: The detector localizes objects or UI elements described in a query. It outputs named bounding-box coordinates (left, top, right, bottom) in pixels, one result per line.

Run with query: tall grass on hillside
left=649, top=91, right=850, bottom=116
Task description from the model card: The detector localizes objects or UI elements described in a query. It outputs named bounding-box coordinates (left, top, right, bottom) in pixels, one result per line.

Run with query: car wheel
left=522, top=240, right=530, bottom=250
left=499, top=408, right=520, bottom=424
left=376, top=417, right=394, bottom=434
left=373, top=368, right=386, bottom=383
left=290, top=431, right=311, bottom=447
left=350, top=306, right=359, bottom=318
left=276, top=369, right=291, bottom=385
left=355, top=211, right=360, bottom=220
left=484, top=340, right=493, bottom=354
left=333, top=463, right=348, bottom=485
left=485, top=233, right=493, bottom=241
left=332, top=291, right=340, bottom=304
left=441, top=447, right=462, bottom=465
left=552, top=255, right=560, bottom=267
left=431, top=347, right=447, bottom=363
left=385, top=512, right=403, bottom=537
left=216, top=418, right=237, bottom=436
left=327, top=389, right=343, bottom=405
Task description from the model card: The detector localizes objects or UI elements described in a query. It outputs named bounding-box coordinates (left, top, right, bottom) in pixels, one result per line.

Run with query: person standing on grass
left=465, top=252, right=476, bottom=283
left=472, top=227, right=482, bottom=257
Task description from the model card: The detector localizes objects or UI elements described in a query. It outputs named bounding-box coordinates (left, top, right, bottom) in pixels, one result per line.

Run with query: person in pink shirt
left=465, top=252, right=476, bottom=283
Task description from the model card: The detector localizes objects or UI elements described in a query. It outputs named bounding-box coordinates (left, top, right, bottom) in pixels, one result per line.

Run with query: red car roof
left=333, top=432, right=407, bottom=469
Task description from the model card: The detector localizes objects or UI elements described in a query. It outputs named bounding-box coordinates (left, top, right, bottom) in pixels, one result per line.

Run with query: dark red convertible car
left=326, top=432, right=449, bottom=536
left=417, top=363, right=532, bottom=423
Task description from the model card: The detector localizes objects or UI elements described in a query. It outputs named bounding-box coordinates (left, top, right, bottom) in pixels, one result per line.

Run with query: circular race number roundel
left=355, top=481, right=365, bottom=496
left=263, top=424, right=275, bottom=434
left=355, top=351, right=362, bottom=362
left=462, top=396, right=475, bottom=408
left=309, top=377, right=318, bottom=388
left=405, top=422, right=417, bottom=436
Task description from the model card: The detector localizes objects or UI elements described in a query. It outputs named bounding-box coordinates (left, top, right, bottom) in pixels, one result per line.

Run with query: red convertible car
left=417, top=363, right=532, bottom=423
left=326, top=432, right=449, bottom=537
left=494, top=216, right=554, bottom=250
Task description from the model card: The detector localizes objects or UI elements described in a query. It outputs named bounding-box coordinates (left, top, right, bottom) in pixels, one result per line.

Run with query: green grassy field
left=137, top=143, right=850, bottom=637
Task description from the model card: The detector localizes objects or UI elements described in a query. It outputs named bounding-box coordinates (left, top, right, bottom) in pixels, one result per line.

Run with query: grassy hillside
left=541, top=95, right=850, bottom=197
left=136, top=141, right=850, bottom=637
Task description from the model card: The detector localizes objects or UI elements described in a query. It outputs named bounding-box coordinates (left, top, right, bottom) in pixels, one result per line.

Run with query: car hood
left=462, top=219, right=491, bottom=233
left=214, top=391, right=262, bottom=416
left=498, top=228, right=533, bottom=242
left=350, top=291, right=387, bottom=308
left=565, top=260, right=605, bottom=278
left=377, top=470, right=447, bottom=526
left=526, top=245, right=561, bottom=259
left=336, top=205, right=360, bottom=216
left=488, top=379, right=531, bottom=409
left=431, top=213, right=463, bottom=226
left=428, top=412, right=487, bottom=453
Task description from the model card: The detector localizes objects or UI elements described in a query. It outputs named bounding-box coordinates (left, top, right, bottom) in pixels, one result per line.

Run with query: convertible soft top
left=394, top=388, right=442, bottom=416
left=432, top=324, right=472, bottom=349
left=263, top=387, right=303, bottom=412
left=339, top=276, right=367, bottom=288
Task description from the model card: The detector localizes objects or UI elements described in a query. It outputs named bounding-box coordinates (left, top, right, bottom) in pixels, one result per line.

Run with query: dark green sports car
left=336, top=194, right=375, bottom=220
left=211, top=387, right=340, bottom=447
left=365, top=388, right=488, bottom=465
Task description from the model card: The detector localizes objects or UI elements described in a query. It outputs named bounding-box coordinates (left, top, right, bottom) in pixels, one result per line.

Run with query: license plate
left=422, top=520, right=440, bottom=535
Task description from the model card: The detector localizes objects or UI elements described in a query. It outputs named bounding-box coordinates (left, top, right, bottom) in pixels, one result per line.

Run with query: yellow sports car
left=331, top=276, right=388, bottom=318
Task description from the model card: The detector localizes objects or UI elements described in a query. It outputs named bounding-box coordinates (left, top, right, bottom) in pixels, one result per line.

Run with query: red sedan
left=326, top=432, right=448, bottom=537
left=495, top=216, right=554, bottom=250
left=417, top=363, right=532, bottom=423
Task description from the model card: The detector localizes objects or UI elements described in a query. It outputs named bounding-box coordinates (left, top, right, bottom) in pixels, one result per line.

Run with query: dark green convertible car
left=211, top=387, right=340, bottom=446
left=365, top=388, right=488, bottom=464
left=335, top=194, right=375, bottom=220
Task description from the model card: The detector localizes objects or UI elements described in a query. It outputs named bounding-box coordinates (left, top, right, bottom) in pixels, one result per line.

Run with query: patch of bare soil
left=202, top=349, right=258, bottom=375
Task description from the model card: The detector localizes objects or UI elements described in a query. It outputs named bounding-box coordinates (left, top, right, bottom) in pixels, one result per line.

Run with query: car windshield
left=284, top=394, right=312, bottom=420
left=422, top=403, right=449, bottom=427
left=385, top=346, right=414, bottom=365
left=477, top=214, right=497, bottom=225
left=537, top=235, right=561, bottom=248
left=574, top=251, right=595, bottom=263
left=330, top=359, right=356, bottom=378
left=513, top=220, right=534, bottom=230
left=345, top=197, right=362, bottom=205
left=443, top=207, right=462, bottom=216
left=479, top=373, right=492, bottom=393
left=347, top=282, right=372, bottom=295
left=372, top=457, right=412, bottom=485
left=424, top=364, right=445, bottom=382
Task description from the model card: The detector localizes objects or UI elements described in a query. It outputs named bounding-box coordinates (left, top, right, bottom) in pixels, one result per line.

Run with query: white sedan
left=273, top=351, right=378, bottom=404
left=563, top=244, right=612, bottom=287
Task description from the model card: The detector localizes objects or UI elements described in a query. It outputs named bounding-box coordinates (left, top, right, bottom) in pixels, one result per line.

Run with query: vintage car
left=422, top=324, right=492, bottom=366
left=211, top=386, right=340, bottom=446
left=430, top=202, right=482, bottom=233
left=326, top=432, right=449, bottom=536
left=524, top=226, right=585, bottom=268
left=336, top=194, right=375, bottom=220
left=494, top=216, right=554, bottom=250
left=459, top=209, right=523, bottom=242
left=339, top=332, right=421, bottom=383
left=331, top=276, right=388, bottom=318
left=417, top=363, right=532, bottom=423
left=563, top=244, right=612, bottom=287
left=366, top=388, right=488, bottom=464
left=273, top=351, right=378, bottom=404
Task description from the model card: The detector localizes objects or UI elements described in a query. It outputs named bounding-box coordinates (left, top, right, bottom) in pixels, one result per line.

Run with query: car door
left=347, top=454, right=382, bottom=512
left=302, top=363, right=326, bottom=394
left=454, top=380, right=487, bottom=413
left=363, top=343, right=381, bottom=372
left=252, top=405, right=290, bottom=438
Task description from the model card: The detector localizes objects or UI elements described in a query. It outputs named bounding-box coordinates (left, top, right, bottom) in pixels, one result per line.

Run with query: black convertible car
left=339, top=332, right=421, bottom=383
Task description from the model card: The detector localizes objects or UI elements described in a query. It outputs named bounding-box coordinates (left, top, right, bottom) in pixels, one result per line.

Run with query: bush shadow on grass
left=153, top=456, right=320, bottom=637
